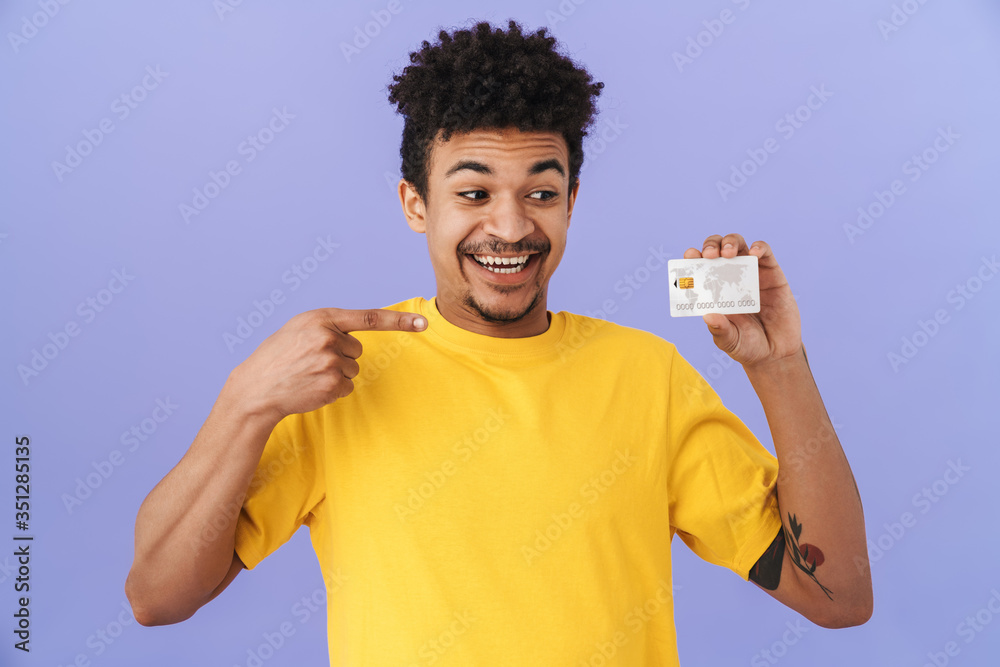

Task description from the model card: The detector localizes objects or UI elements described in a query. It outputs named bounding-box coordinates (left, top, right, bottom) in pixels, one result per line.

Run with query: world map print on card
left=667, top=256, right=760, bottom=317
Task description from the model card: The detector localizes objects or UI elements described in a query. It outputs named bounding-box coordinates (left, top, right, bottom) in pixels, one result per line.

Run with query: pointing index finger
left=314, top=308, right=427, bottom=333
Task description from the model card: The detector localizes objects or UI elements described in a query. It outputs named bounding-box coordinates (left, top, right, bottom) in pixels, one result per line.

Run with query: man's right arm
left=124, top=307, right=427, bottom=626
left=124, top=376, right=279, bottom=626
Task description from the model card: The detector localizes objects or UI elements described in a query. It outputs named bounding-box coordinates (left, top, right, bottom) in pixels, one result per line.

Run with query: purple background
left=3, top=1, right=999, bottom=665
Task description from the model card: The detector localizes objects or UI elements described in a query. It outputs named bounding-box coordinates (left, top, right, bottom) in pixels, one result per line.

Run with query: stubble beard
left=462, top=281, right=544, bottom=323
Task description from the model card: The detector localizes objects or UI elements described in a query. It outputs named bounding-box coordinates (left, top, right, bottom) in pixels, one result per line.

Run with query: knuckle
left=336, top=341, right=358, bottom=362
left=320, top=330, right=340, bottom=350
left=317, top=373, right=339, bottom=392
left=286, top=311, right=308, bottom=329
left=339, top=378, right=355, bottom=398
left=363, top=310, right=379, bottom=329
left=300, top=311, right=327, bottom=332
left=319, top=352, right=340, bottom=373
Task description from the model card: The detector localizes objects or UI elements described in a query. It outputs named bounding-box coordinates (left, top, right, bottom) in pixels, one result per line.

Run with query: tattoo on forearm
left=749, top=528, right=785, bottom=590
left=749, top=514, right=834, bottom=600
left=785, top=513, right=833, bottom=600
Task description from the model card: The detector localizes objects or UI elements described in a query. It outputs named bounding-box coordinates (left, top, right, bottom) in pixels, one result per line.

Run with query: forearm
left=126, top=369, right=278, bottom=623
left=745, top=344, right=872, bottom=623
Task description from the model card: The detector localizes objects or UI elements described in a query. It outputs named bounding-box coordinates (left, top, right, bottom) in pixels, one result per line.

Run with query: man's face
left=399, top=127, right=579, bottom=334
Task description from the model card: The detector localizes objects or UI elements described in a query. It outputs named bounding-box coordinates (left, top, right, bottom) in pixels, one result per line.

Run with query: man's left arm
left=687, top=233, right=873, bottom=629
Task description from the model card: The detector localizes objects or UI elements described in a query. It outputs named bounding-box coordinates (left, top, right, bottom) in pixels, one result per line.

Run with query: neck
left=434, top=296, right=551, bottom=338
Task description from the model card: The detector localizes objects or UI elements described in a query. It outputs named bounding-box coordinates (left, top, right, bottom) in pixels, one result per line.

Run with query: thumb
left=703, top=313, right=737, bottom=351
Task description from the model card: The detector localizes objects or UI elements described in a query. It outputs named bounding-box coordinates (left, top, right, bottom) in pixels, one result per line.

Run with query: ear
left=566, top=177, right=581, bottom=229
left=399, top=179, right=426, bottom=233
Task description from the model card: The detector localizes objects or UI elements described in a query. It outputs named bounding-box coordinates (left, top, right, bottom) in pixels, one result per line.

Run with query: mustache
left=459, top=240, right=550, bottom=255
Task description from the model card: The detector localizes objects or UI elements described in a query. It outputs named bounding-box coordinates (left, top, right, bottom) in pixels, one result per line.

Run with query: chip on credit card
left=667, top=256, right=760, bottom=317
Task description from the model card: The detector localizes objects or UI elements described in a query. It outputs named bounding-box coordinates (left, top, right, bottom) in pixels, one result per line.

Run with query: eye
left=529, top=190, right=557, bottom=201
left=458, top=190, right=488, bottom=200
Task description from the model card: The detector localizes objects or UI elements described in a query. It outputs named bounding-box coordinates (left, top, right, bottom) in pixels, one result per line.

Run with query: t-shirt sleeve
left=665, top=346, right=782, bottom=580
left=233, top=410, right=326, bottom=570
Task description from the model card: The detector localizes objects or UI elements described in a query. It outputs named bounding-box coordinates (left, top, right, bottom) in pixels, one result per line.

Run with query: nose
left=480, top=194, right=535, bottom=244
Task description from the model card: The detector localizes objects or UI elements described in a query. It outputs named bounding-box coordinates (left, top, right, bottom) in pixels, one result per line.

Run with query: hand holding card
left=679, top=234, right=803, bottom=370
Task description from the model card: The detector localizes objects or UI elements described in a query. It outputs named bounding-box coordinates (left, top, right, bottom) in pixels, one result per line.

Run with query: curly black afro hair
left=386, top=19, right=604, bottom=204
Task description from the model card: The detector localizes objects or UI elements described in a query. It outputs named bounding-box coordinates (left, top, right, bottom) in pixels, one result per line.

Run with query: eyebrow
left=443, top=158, right=566, bottom=179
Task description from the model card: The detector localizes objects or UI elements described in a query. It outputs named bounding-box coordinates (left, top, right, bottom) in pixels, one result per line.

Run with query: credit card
left=667, top=255, right=760, bottom=317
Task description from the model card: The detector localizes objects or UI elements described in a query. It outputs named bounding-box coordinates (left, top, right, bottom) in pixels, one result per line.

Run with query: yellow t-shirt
left=234, top=296, right=781, bottom=666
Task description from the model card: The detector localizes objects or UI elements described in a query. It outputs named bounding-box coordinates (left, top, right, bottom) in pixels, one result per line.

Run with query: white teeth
left=471, top=254, right=533, bottom=274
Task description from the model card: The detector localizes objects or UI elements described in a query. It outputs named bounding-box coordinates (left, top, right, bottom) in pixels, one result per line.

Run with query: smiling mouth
left=467, top=253, right=534, bottom=274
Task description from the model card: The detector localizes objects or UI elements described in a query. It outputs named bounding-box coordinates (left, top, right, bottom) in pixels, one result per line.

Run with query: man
left=125, top=19, right=872, bottom=665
